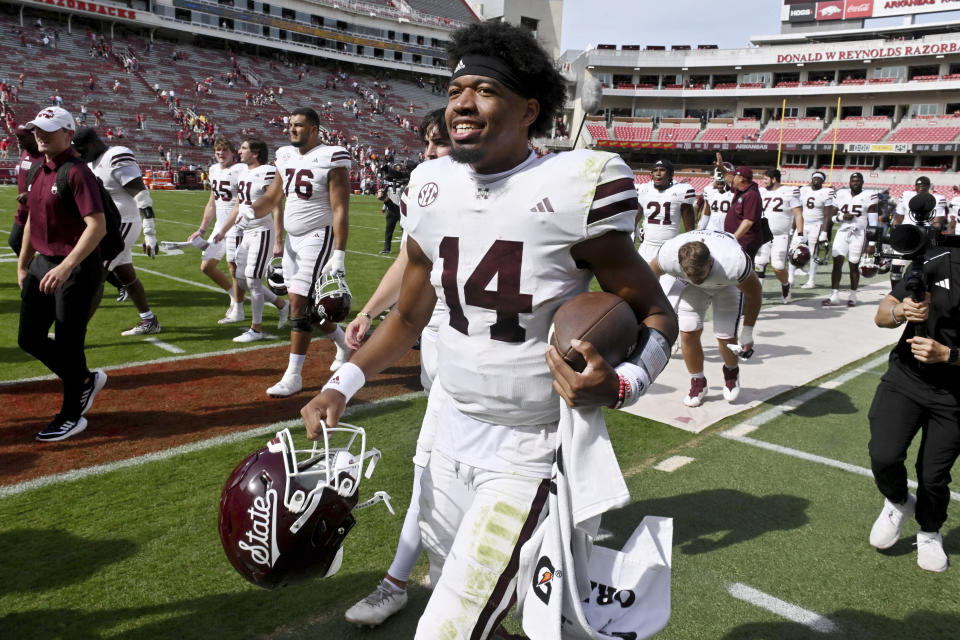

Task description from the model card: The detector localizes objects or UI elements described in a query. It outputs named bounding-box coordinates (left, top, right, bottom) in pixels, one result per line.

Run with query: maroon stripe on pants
left=470, top=478, right=551, bottom=640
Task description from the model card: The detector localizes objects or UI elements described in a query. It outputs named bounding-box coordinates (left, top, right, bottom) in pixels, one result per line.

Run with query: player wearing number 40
left=300, top=20, right=678, bottom=639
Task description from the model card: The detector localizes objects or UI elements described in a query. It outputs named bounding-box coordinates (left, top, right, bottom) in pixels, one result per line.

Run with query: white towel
left=517, top=402, right=673, bottom=639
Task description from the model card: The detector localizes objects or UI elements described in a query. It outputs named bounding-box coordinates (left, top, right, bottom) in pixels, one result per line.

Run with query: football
left=549, top=292, right=640, bottom=372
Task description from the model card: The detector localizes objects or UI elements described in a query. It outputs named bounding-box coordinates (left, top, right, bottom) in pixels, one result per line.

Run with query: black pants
left=384, top=205, right=401, bottom=252
left=9, top=220, right=23, bottom=256
left=868, top=367, right=960, bottom=532
left=18, top=253, right=104, bottom=420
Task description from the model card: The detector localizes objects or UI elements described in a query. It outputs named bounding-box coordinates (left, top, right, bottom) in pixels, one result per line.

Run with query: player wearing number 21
left=301, top=21, right=678, bottom=639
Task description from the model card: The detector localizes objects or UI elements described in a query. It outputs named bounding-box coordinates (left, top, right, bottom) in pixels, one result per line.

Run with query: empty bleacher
left=698, top=118, right=760, bottom=142
left=655, top=119, right=700, bottom=142
left=759, top=118, right=822, bottom=143
left=816, top=117, right=891, bottom=143
left=887, top=116, right=960, bottom=144
left=611, top=118, right=653, bottom=142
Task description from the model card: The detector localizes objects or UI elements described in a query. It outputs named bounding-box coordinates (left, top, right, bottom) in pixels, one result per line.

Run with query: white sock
left=327, top=325, right=348, bottom=351
left=140, top=311, right=154, bottom=320
left=382, top=578, right=405, bottom=593
left=287, top=353, right=306, bottom=375
left=249, top=278, right=264, bottom=325
left=263, top=285, right=278, bottom=304
left=691, top=372, right=705, bottom=380
left=831, top=289, right=839, bottom=296
left=386, top=464, right=424, bottom=583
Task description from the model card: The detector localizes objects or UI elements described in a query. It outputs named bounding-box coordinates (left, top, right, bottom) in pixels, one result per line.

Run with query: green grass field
left=2, top=188, right=958, bottom=639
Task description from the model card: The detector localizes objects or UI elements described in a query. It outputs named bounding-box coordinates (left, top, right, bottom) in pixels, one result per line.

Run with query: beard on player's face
left=450, top=146, right=484, bottom=165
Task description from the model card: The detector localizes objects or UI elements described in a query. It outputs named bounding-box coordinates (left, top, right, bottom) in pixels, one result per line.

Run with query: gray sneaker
left=344, top=581, right=408, bottom=627
left=121, top=316, right=161, bottom=336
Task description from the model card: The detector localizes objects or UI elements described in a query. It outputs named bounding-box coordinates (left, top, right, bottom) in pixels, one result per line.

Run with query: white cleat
left=330, top=343, right=353, bottom=372
left=917, top=531, right=949, bottom=572
left=822, top=293, right=841, bottom=306
left=267, top=372, right=303, bottom=397
left=218, top=302, right=245, bottom=325
left=344, top=581, right=409, bottom=627
left=801, top=280, right=816, bottom=289
left=847, top=292, right=858, bottom=307
left=277, top=303, right=290, bottom=329
left=870, top=494, right=916, bottom=549
left=233, top=329, right=264, bottom=343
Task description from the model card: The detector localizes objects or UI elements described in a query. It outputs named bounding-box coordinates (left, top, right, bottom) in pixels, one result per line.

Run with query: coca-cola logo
left=238, top=488, right=280, bottom=567
left=844, top=0, right=873, bottom=17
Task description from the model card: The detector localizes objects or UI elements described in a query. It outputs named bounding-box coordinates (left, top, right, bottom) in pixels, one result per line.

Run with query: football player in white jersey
left=71, top=128, right=161, bottom=336
left=252, top=107, right=352, bottom=397
left=341, top=109, right=451, bottom=628
left=636, top=158, right=696, bottom=307
left=891, top=176, right=948, bottom=281
left=187, top=138, right=247, bottom=324
left=948, top=185, right=960, bottom=234
left=824, top=172, right=878, bottom=307
left=650, top=230, right=762, bottom=408
left=696, top=169, right=733, bottom=233
left=301, top=22, right=677, bottom=640
left=756, top=169, right=803, bottom=303
left=213, top=138, right=289, bottom=342
left=797, top=171, right=836, bottom=289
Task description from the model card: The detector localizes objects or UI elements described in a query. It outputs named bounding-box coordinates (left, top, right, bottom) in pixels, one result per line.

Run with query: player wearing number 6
left=300, top=21, right=678, bottom=639
left=252, top=107, right=352, bottom=397
left=824, top=172, right=878, bottom=307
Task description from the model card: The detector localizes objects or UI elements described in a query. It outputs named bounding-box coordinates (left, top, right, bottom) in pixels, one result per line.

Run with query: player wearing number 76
left=301, top=21, right=678, bottom=639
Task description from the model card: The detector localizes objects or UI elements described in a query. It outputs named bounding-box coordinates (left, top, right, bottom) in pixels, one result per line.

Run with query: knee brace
left=290, top=315, right=313, bottom=333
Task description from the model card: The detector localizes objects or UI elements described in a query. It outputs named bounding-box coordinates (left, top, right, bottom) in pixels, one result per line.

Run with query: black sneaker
left=79, top=369, right=107, bottom=416
left=36, top=415, right=88, bottom=442
left=379, top=249, right=391, bottom=255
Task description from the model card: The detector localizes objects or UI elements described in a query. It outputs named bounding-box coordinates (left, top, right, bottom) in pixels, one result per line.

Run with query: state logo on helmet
left=266, top=257, right=286, bottom=296
left=859, top=257, right=879, bottom=278
left=813, top=240, right=831, bottom=265
left=218, top=425, right=393, bottom=589
left=313, top=273, right=352, bottom=324
left=877, top=257, right=892, bottom=275
left=789, top=244, right=811, bottom=269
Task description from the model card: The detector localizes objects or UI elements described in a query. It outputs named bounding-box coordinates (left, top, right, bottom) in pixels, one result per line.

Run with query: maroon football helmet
left=859, top=257, right=879, bottom=277
left=218, top=425, right=391, bottom=589
left=266, top=257, right=287, bottom=296
left=813, top=239, right=832, bottom=266
left=313, top=273, right=352, bottom=324
left=789, top=244, right=811, bottom=269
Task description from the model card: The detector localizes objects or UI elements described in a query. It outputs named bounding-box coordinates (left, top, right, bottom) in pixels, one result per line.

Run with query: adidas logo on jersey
left=530, top=197, right=555, bottom=213
left=934, top=277, right=950, bottom=290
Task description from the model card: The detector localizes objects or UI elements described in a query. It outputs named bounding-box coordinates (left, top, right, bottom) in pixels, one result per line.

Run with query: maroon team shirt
left=26, top=148, right=103, bottom=257
left=725, top=181, right=764, bottom=252
left=15, top=148, right=44, bottom=225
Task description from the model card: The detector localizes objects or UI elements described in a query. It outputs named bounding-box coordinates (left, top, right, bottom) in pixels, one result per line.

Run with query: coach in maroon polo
left=724, top=165, right=764, bottom=259
left=17, top=106, right=107, bottom=442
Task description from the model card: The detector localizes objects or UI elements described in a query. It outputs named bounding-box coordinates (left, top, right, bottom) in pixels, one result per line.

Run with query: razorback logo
left=418, top=182, right=439, bottom=207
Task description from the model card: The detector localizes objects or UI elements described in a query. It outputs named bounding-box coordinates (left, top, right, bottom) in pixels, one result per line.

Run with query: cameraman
left=867, top=194, right=960, bottom=573
left=376, top=164, right=403, bottom=255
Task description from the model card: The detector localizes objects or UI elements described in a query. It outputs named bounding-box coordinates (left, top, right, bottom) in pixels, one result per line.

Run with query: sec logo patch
left=418, top=182, right=438, bottom=207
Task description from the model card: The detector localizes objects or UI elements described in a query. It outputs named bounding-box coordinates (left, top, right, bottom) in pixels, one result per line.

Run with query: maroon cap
left=734, top=166, right=753, bottom=181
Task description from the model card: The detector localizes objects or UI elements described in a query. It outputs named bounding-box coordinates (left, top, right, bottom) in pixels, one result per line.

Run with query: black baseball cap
left=653, top=159, right=674, bottom=173
left=915, top=176, right=931, bottom=186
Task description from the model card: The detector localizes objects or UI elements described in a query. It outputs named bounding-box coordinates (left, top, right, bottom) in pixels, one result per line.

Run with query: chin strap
left=355, top=490, right=394, bottom=515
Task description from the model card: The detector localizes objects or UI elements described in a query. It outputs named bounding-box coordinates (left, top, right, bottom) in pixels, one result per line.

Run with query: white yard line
left=143, top=337, right=185, bottom=353
left=135, top=266, right=227, bottom=293
left=347, top=249, right=396, bottom=259
left=0, top=391, right=424, bottom=499
left=727, top=583, right=838, bottom=633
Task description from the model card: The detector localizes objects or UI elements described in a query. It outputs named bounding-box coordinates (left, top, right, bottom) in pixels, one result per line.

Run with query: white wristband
left=613, top=327, right=671, bottom=407
left=740, top=325, right=754, bottom=346
left=321, top=362, right=365, bottom=403
left=613, top=361, right=650, bottom=407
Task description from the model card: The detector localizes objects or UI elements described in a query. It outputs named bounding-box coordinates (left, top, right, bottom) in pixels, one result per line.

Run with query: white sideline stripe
left=0, top=337, right=341, bottom=387
left=347, top=249, right=395, bottom=260
left=727, top=582, right=837, bottom=633
left=135, top=266, right=227, bottom=293
left=654, top=455, right=695, bottom=472
left=143, top=337, right=185, bottom=353
left=0, top=391, right=424, bottom=499
left=156, top=218, right=198, bottom=228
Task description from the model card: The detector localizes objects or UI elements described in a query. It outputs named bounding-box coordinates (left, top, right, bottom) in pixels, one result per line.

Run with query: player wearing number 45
left=251, top=108, right=352, bottom=397
left=824, top=172, right=878, bottom=308
left=301, top=21, right=678, bottom=640
left=649, top=229, right=763, bottom=408
left=213, top=138, right=289, bottom=342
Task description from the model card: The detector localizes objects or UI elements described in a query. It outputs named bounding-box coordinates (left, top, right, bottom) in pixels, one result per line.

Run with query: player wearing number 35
left=300, top=21, right=678, bottom=640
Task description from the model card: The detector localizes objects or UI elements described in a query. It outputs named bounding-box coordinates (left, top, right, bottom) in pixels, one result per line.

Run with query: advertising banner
left=816, top=1, right=845, bottom=19
left=844, top=143, right=914, bottom=153
left=788, top=3, right=818, bottom=21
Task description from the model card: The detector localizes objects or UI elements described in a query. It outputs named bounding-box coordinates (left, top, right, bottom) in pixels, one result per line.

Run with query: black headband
left=450, top=55, right=526, bottom=96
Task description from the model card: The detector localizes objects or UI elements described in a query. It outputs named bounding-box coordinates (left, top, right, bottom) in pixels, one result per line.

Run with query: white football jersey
left=274, top=144, right=351, bottom=236
left=657, top=229, right=752, bottom=291
left=834, top=188, right=878, bottom=232
left=236, top=163, right=277, bottom=231
left=799, top=185, right=836, bottom=223
left=636, top=181, right=697, bottom=244
left=208, top=161, right=245, bottom=233
left=699, top=184, right=733, bottom=233
left=897, top=190, right=948, bottom=225
left=88, top=146, right=141, bottom=221
left=760, top=185, right=802, bottom=235
left=949, top=196, right=960, bottom=222
left=402, top=150, right=637, bottom=426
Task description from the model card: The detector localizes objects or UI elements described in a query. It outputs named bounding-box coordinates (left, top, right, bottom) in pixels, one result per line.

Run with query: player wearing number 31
left=301, top=21, right=678, bottom=639
left=251, top=107, right=352, bottom=397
